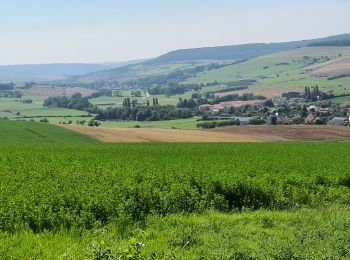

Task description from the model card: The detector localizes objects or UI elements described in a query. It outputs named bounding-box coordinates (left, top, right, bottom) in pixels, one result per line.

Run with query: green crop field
left=1, top=142, right=350, bottom=258
left=100, top=118, right=235, bottom=129
left=0, top=120, right=98, bottom=144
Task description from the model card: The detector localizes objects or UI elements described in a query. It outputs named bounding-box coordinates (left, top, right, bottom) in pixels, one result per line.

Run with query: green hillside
left=183, top=47, right=350, bottom=95
left=71, top=34, right=350, bottom=84
left=151, top=34, right=350, bottom=63
left=0, top=120, right=98, bottom=144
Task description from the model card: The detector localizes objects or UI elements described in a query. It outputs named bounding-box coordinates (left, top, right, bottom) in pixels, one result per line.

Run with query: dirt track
left=63, top=125, right=260, bottom=143
left=213, top=125, right=350, bottom=142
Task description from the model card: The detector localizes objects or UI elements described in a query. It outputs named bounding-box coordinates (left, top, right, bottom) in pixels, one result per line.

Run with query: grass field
left=330, top=95, right=350, bottom=104
left=1, top=142, right=350, bottom=257
left=99, top=118, right=202, bottom=129
left=183, top=48, right=350, bottom=96
left=0, top=120, right=98, bottom=144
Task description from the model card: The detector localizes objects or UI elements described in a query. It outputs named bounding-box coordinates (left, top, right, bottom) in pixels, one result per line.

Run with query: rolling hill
left=70, top=34, right=350, bottom=84
left=151, top=34, right=350, bottom=63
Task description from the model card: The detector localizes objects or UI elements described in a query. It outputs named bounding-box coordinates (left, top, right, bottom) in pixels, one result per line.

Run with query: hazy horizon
left=1, top=0, right=350, bottom=65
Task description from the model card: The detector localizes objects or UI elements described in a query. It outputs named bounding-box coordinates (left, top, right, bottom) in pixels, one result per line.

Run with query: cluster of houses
left=199, top=100, right=265, bottom=114
left=198, top=91, right=350, bottom=126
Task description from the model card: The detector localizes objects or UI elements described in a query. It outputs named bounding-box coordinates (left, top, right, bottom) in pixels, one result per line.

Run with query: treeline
left=123, top=62, right=243, bottom=92
left=128, top=65, right=207, bottom=90
left=213, top=93, right=266, bottom=103
left=0, top=83, right=15, bottom=91
left=44, top=96, right=195, bottom=122
left=197, top=120, right=240, bottom=129
left=308, top=40, right=350, bottom=47
left=214, top=86, right=248, bottom=94
left=303, top=85, right=334, bottom=101
left=149, top=83, right=201, bottom=96
left=96, top=105, right=194, bottom=121
left=43, top=96, right=94, bottom=111
left=149, top=81, right=225, bottom=97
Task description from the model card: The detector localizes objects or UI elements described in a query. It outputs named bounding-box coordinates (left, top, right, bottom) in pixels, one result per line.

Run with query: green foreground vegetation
left=1, top=141, right=350, bottom=258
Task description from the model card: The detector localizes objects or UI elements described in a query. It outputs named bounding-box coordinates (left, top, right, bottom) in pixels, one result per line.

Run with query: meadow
left=1, top=139, right=350, bottom=258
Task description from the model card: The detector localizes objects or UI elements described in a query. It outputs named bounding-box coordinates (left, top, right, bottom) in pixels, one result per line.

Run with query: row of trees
left=96, top=106, right=194, bottom=121
left=213, top=93, right=266, bottom=104
left=122, top=97, right=159, bottom=108
left=44, top=94, right=196, bottom=122
left=197, top=120, right=240, bottom=129
left=303, top=86, right=335, bottom=101
left=0, top=83, right=15, bottom=91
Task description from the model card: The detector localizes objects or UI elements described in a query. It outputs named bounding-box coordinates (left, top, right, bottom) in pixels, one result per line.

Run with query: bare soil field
left=213, top=125, right=350, bottom=142
left=307, top=57, right=350, bottom=77
left=63, top=125, right=350, bottom=143
left=62, top=125, right=260, bottom=143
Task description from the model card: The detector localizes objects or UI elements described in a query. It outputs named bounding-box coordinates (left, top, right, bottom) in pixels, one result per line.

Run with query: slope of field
left=71, top=62, right=204, bottom=83
left=1, top=143, right=350, bottom=258
left=272, top=46, right=350, bottom=57
left=0, top=120, right=98, bottom=144
left=213, top=125, right=350, bottom=142
left=183, top=46, right=350, bottom=96
left=63, top=125, right=259, bottom=142
left=307, top=56, right=350, bottom=77
left=71, top=34, right=350, bottom=84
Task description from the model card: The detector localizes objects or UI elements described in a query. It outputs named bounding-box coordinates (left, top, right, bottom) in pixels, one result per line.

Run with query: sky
left=0, top=0, right=350, bottom=65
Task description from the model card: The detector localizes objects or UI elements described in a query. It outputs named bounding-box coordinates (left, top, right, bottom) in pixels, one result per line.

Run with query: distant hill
left=0, top=59, right=147, bottom=83
left=70, top=34, right=350, bottom=83
left=151, top=34, right=350, bottom=64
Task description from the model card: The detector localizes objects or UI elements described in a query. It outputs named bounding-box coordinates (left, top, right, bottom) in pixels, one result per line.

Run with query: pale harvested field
left=63, top=125, right=260, bottom=143
left=307, top=56, right=350, bottom=77
left=17, top=86, right=95, bottom=97
left=216, top=87, right=302, bottom=98
left=213, top=125, right=350, bottom=142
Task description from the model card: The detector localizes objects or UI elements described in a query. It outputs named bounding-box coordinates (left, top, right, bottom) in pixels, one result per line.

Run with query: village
left=198, top=89, right=350, bottom=127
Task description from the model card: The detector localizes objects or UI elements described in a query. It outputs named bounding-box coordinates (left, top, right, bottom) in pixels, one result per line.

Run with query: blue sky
left=0, top=0, right=349, bottom=65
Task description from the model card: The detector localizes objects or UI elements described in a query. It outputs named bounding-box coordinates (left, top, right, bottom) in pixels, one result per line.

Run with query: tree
left=264, top=99, right=274, bottom=108
left=40, top=118, right=49, bottom=123
left=301, top=105, right=308, bottom=118
left=72, top=92, right=82, bottom=99
left=271, top=115, right=277, bottom=125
